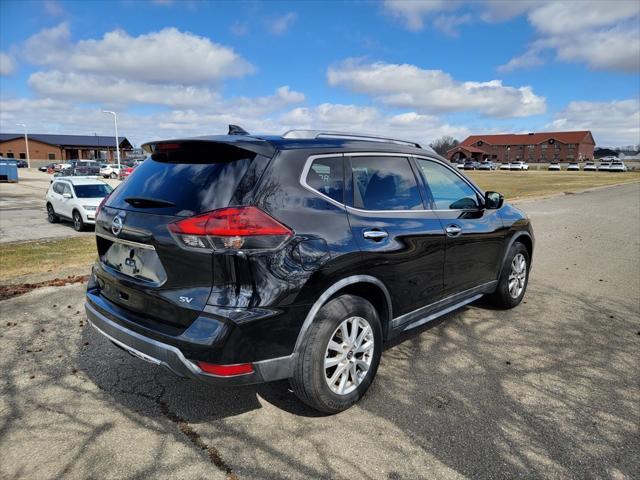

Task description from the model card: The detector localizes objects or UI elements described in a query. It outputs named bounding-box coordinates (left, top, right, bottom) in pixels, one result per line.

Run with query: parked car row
left=548, top=161, right=628, bottom=171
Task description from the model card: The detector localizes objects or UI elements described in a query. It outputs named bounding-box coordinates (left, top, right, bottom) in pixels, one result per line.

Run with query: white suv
left=46, top=177, right=113, bottom=231
left=100, top=164, right=121, bottom=178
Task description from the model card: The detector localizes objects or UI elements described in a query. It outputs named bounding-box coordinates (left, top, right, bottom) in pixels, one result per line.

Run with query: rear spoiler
left=141, top=136, right=276, bottom=158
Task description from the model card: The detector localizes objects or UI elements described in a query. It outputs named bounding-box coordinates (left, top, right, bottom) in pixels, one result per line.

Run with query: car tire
left=46, top=203, right=59, bottom=223
left=290, top=294, right=382, bottom=414
left=72, top=210, right=85, bottom=232
left=489, top=242, right=530, bottom=309
left=110, top=172, right=118, bottom=179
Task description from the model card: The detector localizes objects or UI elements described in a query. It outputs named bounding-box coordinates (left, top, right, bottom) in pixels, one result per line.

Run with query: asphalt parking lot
left=0, top=169, right=118, bottom=243
left=1, top=182, right=638, bottom=479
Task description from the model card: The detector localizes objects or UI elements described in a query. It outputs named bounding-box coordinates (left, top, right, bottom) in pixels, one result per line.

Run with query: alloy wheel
left=324, top=316, right=374, bottom=395
left=73, top=212, right=82, bottom=231
left=508, top=253, right=527, bottom=298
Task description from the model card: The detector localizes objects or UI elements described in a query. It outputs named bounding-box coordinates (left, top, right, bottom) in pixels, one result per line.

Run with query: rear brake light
left=168, top=206, right=292, bottom=251
left=196, top=361, right=254, bottom=376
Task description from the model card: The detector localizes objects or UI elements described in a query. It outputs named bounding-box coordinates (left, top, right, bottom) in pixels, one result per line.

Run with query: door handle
left=363, top=229, right=388, bottom=241
left=445, top=224, right=462, bottom=237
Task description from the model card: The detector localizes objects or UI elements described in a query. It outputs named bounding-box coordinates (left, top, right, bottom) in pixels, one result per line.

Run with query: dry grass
left=466, top=170, right=640, bottom=200
left=0, top=172, right=638, bottom=282
left=0, top=237, right=96, bottom=280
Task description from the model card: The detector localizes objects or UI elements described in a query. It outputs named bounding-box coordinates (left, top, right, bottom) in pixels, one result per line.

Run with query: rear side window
left=107, top=145, right=268, bottom=216
left=351, top=156, right=423, bottom=210
left=416, top=159, right=479, bottom=210
left=305, top=157, right=344, bottom=203
left=52, top=182, right=64, bottom=194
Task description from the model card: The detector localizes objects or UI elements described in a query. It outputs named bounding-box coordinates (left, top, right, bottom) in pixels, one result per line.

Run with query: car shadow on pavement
left=74, top=280, right=638, bottom=479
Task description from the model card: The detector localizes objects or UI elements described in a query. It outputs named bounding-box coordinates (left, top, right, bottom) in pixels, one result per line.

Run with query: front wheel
left=489, top=242, right=530, bottom=308
left=72, top=210, right=85, bottom=232
left=110, top=172, right=118, bottom=179
left=291, top=294, right=382, bottom=414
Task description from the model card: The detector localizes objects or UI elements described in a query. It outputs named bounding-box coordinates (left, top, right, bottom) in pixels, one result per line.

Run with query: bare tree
left=429, top=136, right=459, bottom=156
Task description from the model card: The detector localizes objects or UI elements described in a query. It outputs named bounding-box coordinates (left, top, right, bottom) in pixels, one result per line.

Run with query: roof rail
left=282, top=129, right=426, bottom=149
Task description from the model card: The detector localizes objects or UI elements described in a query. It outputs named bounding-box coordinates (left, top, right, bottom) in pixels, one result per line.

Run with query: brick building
left=447, top=131, right=595, bottom=163
left=0, top=133, right=133, bottom=163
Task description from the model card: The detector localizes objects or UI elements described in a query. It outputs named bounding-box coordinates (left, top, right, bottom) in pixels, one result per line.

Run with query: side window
left=305, top=157, right=344, bottom=204
left=417, top=159, right=479, bottom=210
left=52, top=182, right=63, bottom=194
left=62, top=183, right=72, bottom=197
left=351, top=156, right=423, bottom=210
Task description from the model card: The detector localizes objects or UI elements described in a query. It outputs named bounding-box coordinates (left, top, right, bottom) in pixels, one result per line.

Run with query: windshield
left=74, top=184, right=113, bottom=198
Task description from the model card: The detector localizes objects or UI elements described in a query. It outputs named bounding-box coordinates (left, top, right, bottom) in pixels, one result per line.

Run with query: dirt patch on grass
left=0, top=274, right=89, bottom=301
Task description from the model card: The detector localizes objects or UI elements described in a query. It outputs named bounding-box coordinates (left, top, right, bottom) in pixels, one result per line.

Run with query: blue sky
left=1, top=0, right=639, bottom=147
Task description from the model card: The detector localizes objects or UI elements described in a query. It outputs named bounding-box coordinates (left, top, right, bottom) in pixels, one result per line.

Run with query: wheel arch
left=498, top=230, right=534, bottom=279
left=293, top=275, right=393, bottom=352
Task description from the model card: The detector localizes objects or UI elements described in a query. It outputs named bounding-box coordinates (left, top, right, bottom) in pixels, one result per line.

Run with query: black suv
left=85, top=128, right=534, bottom=413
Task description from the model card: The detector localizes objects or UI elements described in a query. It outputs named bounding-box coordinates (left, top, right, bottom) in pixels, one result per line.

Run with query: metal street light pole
left=16, top=123, right=30, bottom=168
left=102, top=110, right=121, bottom=170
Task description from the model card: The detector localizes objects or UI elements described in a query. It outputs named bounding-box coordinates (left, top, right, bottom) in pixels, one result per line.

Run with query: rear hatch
left=93, top=139, right=273, bottom=331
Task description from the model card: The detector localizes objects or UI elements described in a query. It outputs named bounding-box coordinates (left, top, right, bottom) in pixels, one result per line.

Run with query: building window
left=19, top=153, right=26, bottom=159
left=48, top=153, right=56, bottom=160
left=6, top=153, right=14, bottom=158
left=541, top=144, right=547, bottom=150
left=568, top=144, right=576, bottom=150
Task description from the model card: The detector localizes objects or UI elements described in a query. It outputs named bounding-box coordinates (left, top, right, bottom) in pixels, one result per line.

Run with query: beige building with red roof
left=447, top=131, right=595, bottom=164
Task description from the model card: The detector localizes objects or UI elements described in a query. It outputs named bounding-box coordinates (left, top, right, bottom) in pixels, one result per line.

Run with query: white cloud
left=279, top=103, right=471, bottom=145
left=527, top=1, right=639, bottom=36
left=547, top=99, right=640, bottom=147
left=497, top=46, right=545, bottom=73
left=0, top=52, right=15, bottom=76
left=383, top=0, right=460, bottom=31
left=327, top=59, right=546, bottom=117
left=432, top=14, right=472, bottom=36
left=23, top=24, right=254, bottom=84
left=268, top=12, right=298, bottom=35
left=499, top=1, right=640, bottom=72
left=43, top=0, right=64, bottom=16
left=27, top=71, right=220, bottom=108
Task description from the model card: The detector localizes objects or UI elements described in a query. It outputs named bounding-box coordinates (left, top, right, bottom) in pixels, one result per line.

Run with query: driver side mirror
left=484, top=191, right=504, bottom=209
left=63, top=192, right=72, bottom=199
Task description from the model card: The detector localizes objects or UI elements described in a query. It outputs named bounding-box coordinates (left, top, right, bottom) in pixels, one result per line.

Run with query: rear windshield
left=107, top=145, right=269, bottom=216
left=74, top=184, right=112, bottom=198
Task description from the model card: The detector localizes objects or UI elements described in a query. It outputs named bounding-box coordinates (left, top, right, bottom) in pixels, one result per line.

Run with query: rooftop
left=0, top=133, right=132, bottom=148
left=460, top=131, right=594, bottom=147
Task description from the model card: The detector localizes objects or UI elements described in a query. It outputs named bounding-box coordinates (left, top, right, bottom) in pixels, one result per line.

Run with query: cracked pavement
left=1, top=183, right=639, bottom=479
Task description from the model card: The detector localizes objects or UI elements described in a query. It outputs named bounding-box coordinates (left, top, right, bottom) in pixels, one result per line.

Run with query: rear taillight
left=168, top=206, right=292, bottom=251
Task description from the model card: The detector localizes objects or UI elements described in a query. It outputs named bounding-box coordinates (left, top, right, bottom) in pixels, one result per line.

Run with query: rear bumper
left=85, top=300, right=295, bottom=385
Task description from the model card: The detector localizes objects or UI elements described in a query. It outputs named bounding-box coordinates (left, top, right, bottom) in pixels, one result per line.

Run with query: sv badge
left=179, top=296, right=194, bottom=304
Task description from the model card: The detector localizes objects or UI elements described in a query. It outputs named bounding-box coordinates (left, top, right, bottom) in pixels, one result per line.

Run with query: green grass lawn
left=466, top=170, right=640, bottom=200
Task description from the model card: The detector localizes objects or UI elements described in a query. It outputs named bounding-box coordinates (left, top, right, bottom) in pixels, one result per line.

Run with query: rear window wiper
left=124, top=197, right=176, bottom=208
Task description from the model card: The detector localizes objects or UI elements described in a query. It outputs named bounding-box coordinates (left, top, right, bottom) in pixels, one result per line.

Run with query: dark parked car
left=85, top=128, right=534, bottom=413
left=16, top=160, right=28, bottom=168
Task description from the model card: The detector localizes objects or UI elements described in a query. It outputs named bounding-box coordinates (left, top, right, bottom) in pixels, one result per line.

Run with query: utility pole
left=102, top=111, right=121, bottom=170
left=16, top=123, right=30, bottom=168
